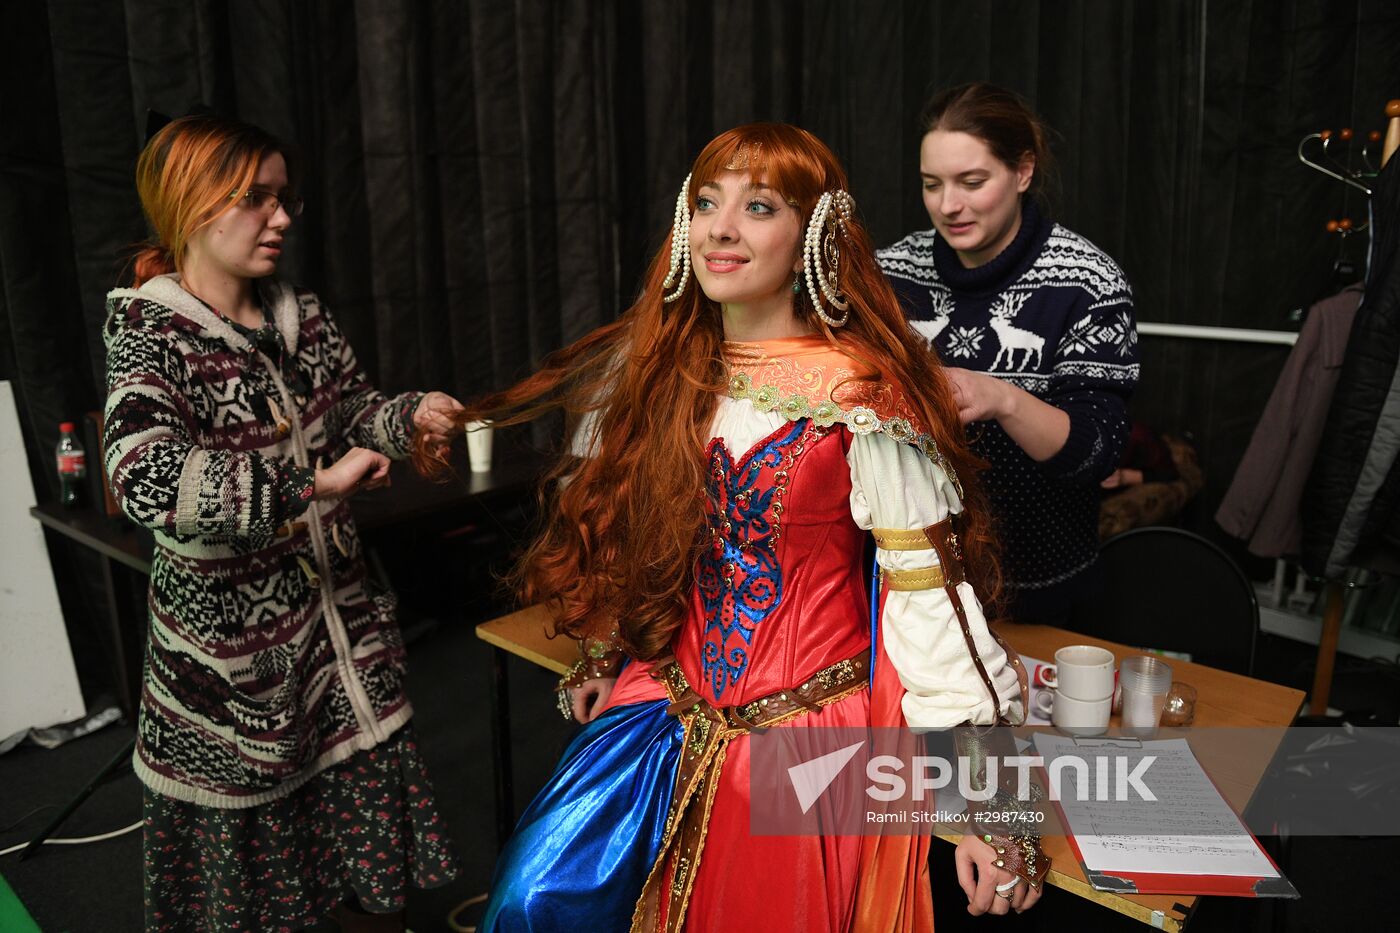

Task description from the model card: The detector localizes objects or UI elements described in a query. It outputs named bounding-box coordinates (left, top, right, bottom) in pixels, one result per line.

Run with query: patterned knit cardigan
left=103, top=274, right=422, bottom=808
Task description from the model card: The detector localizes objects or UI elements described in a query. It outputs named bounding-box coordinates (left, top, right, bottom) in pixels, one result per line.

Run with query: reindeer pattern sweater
left=878, top=202, right=1139, bottom=591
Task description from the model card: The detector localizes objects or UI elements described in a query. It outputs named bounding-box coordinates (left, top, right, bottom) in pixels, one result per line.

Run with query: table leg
left=1309, top=582, right=1345, bottom=716
left=490, top=646, right=516, bottom=851
left=98, top=554, right=139, bottom=720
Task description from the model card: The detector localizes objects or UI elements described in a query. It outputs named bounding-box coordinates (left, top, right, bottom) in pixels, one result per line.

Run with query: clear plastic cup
left=1120, top=655, right=1172, bottom=735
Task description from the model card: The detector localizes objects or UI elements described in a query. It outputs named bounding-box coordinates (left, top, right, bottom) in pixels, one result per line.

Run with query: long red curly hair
left=416, top=123, right=1000, bottom=660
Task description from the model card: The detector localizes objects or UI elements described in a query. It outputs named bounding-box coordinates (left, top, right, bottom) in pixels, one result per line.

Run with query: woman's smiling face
left=689, top=170, right=803, bottom=313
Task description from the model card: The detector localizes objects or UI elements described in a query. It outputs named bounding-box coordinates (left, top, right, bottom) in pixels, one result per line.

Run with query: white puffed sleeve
left=848, top=432, right=1023, bottom=728
left=568, top=407, right=602, bottom=459
left=566, top=348, right=630, bottom=463
left=553, top=409, right=602, bottom=493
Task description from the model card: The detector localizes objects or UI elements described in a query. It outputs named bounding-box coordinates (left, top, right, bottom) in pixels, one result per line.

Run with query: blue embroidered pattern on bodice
left=697, top=419, right=809, bottom=699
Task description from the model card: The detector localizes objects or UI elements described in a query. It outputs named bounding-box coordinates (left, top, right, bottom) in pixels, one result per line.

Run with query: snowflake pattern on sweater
left=878, top=203, right=1139, bottom=590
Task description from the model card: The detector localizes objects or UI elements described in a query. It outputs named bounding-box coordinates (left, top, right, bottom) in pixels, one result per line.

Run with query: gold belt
left=630, top=650, right=870, bottom=932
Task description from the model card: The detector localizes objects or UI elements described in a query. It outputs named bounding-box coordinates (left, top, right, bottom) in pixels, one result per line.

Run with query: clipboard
left=1060, top=827, right=1299, bottom=898
left=1038, top=734, right=1300, bottom=899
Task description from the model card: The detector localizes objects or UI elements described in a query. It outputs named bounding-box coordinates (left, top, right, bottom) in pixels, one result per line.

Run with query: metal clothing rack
left=1137, top=322, right=1297, bottom=346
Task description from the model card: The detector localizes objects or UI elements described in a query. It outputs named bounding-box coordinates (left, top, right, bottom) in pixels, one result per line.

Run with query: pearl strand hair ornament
left=802, top=190, right=854, bottom=327
left=662, top=173, right=693, bottom=303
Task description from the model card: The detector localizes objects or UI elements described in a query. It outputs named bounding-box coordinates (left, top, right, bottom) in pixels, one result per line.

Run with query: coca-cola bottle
left=56, top=421, right=87, bottom=508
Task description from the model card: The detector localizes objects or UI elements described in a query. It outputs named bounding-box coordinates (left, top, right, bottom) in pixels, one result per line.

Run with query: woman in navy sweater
left=878, top=82, right=1139, bottom=627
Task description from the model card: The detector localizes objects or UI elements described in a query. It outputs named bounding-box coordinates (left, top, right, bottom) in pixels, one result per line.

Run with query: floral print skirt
left=143, top=723, right=459, bottom=932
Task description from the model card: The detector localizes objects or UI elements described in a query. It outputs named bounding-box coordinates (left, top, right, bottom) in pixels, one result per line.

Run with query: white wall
left=0, top=381, right=85, bottom=739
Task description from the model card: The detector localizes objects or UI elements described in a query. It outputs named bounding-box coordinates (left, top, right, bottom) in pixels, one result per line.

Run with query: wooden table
left=476, top=609, right=1305, bottom=930
left=476, top=605, right=573, bottom=850
left=970, top=624, right=1305, bottom=931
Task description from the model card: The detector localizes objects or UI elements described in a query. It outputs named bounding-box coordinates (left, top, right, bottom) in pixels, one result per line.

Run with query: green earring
left=792, top=273, right=802, bottom=294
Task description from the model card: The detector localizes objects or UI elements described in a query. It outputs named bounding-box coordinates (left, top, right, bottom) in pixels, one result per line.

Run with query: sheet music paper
left=1031, top=734, right=1280, bottom=878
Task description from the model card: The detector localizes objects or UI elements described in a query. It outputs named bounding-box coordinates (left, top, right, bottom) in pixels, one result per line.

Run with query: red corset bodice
left=674, top=417, right=870, bottom=707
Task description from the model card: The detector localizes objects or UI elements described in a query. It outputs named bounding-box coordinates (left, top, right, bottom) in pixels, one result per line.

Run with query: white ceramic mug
left=1039, top=645, right=1116, bottom=701
left=1048, top=692, right=1111, bottom=736
left=465, top=420, right=494, bottom=473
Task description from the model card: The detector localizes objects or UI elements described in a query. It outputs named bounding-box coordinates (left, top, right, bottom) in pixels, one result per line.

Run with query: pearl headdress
left=802, top=190, right=854, bottom=328
left=662, top=173, right=692, bottom=303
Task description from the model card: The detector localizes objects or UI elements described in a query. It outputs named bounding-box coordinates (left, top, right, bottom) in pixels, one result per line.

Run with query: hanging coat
left=1302, top=155, right=1400, bottom=579
left=1217, top=283, right=1362, bottom=557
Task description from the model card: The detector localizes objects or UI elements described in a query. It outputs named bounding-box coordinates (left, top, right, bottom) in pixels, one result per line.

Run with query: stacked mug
left=1033, top=646, right=1116, bottom=735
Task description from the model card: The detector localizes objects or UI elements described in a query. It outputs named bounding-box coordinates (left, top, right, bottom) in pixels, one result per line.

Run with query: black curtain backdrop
left=4, top=0, right=1400, bottom=554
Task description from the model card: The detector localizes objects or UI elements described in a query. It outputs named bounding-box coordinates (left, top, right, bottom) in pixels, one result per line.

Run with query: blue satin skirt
left=481, top=698, right=683, bottom=932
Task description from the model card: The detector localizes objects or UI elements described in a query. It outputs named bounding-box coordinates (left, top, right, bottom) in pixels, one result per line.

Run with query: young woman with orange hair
left=424, top=124, right=1047, bottom=930
left=103, top=114, right=464, bottom=932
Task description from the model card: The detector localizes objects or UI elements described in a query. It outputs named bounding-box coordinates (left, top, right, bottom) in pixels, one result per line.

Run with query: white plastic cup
left=1120, top=655, right=1173, bottom=735
left=465, top=420, right=494, bottom=473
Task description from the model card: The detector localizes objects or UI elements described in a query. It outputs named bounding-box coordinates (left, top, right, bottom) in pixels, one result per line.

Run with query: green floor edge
left=0, top=870, right=42, bottom=933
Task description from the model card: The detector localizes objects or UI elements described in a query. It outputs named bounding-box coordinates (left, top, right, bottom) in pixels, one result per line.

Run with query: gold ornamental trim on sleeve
left=880, top=565, right=947, bottom=591
left=871, top=527, right=935, bottom=551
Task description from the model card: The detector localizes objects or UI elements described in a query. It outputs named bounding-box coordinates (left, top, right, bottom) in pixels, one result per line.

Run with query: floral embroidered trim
left=726, top=372, right=963, bottom=497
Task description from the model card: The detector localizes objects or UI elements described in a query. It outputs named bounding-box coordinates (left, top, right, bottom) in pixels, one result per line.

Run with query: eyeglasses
left=229, top=187, right=305, bottom=217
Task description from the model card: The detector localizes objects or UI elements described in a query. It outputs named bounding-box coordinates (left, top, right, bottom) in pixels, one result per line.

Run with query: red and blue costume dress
left=483, top=336, right=1022, bottom=932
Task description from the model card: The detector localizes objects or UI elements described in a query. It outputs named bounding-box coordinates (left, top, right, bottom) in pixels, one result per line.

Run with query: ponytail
left=131, top=242, right=175, bottom=287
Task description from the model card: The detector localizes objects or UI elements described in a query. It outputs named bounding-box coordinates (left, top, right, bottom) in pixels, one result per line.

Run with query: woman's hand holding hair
left=955, top=834, right=1043, bottom=916
left=570, top=677, right=617, bottom=724
left=945, top=368, right=1013, bottom=424
left=313, top=447, right=392, bottom=500
left=414, top=391, right=467, bottom=458
left=945, top=367, right=1070, bottom=462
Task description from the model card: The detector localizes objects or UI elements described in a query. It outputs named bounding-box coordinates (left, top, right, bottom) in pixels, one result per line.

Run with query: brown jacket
left=1216, top=284, right=1364, bottom=557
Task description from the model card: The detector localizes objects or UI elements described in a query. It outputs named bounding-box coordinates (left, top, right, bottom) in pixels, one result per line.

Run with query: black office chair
left=1086, top=526, right=1259, bottom=676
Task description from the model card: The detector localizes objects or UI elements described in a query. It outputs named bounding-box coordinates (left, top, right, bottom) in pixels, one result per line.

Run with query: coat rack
left=1308, top=100, right=1400, bottom=717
